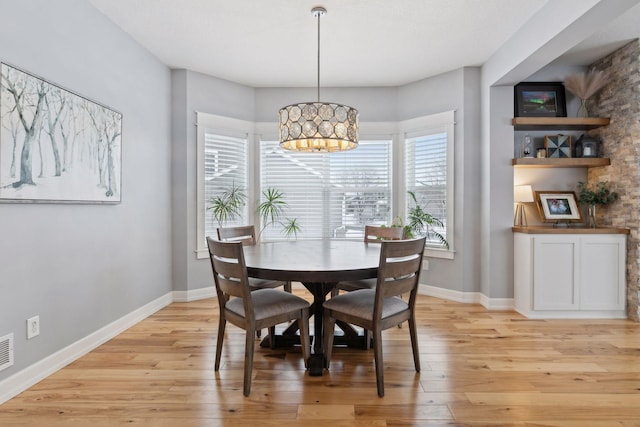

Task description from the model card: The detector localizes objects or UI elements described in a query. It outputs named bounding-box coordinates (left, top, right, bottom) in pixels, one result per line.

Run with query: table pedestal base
left=259, top=281, right=367, bottom=376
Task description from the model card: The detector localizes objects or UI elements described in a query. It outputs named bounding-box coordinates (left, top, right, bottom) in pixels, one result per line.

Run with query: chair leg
left=256, top=329, right=262, bottom=338
left=323, top=310, right=336, bottom=369
left=363, top=329, right=372, bottom=350
left=214, top=318, right=226, bottom=371
left=269, top=326, right=276, bottom=349
left=373, top=328, right=384, bottom=397
left=299, top=307, right=310, bottom=369
left=243, top=328, right=256, bottom=397
left=284, top=281, right=292, bottom=293
left=330, top=287, right=339, bottom=297
left=408, top=315, right=421, bottom=372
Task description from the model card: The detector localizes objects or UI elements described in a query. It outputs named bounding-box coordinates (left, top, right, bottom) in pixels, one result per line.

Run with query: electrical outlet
left=27, top=316, right=40, bottom=339
left=422, top=260, right=429, bottom=270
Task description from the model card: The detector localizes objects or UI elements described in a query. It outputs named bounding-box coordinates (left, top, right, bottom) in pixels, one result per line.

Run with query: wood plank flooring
left=1, top=288, right=640, bottom=426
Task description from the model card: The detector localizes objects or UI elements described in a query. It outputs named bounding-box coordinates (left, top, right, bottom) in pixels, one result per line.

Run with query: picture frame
left=514, top=82, right=567, bottom=117
left=1, top=62, right=122, bottom=203
left=534, top=191, right=583, bottom=223
left=545, top=134, right=572, bottom=158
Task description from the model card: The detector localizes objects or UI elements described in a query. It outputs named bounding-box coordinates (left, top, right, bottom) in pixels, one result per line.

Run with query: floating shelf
left=512, top=117, right=610, bottom=131
left=512, top=157, right=611, bottom=168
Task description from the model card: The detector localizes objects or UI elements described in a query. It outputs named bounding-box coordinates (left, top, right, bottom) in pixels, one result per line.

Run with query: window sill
left=195, top=249, right=208, bottom=260
left=424, top=247, right=455, bottom=260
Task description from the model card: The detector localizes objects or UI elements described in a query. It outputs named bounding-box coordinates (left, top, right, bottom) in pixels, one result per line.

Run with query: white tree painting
left=0, top=63, right=122, bottom=203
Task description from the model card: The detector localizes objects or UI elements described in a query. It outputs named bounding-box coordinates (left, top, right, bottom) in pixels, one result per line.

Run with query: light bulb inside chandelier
left=279, top=6, right=359, bottom=153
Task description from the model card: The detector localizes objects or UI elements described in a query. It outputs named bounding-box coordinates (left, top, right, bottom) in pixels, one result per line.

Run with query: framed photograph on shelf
left=514, top=82, right=567, bottom=117
left=1, top=62, right=122, bottom=203
left=534, top=191, right=582, bottom=223
left=545, top=134, right=572, bottom=158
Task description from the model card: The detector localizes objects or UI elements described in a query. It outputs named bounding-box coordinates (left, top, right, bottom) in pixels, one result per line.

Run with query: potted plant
left=391, top=191, right=449, bottom=248
left=257, top=187, right=300, bottom=240
left=576, top=181, right=618, bottom=228
left=207, top=182, right=247, bottom=229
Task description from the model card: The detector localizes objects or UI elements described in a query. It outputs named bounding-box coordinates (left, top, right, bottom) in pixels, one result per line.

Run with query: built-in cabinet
left=511, top=116, right=630, bottom=319
left=513, top=227, right=628, bottom=318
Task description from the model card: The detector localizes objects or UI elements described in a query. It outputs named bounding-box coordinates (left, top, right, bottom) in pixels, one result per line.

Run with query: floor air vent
left=0, top=333, right=14, bottom=372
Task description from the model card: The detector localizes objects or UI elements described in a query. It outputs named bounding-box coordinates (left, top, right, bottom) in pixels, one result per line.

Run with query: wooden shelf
left=512, top=157, right=610, bottom=168
left=513, top=225, right=629, bottom=235
left=512, top=117, right=610, bottom=130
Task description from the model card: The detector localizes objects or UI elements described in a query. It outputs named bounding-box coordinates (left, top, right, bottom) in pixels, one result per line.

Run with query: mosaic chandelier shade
left=279, top=102, right=359, bottom=152
left=278, top=6, right=359, bottom=153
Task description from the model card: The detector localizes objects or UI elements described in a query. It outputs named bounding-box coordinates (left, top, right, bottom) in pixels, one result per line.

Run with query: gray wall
left=171, top=70, right=255, bottom=293
left=0, top=0, right=172, bottom=380
left=398, top=68, right=483, bottom=293
left=172, top=67, right=483, bottom=295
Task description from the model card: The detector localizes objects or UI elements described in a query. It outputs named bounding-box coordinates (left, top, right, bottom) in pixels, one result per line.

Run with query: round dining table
left=242, top=239, right=381, bottom=375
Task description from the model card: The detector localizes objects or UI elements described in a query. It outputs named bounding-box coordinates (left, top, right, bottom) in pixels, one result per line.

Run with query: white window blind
left=203, top=131, right=248, bottom=240
left=260, top=139, right=392, bottom=240
left=405, top=131, right=448, bottom=246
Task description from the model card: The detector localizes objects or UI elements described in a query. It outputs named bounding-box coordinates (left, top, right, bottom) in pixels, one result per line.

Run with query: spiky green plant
left=281, top=218, right=301, bottom=239
left=406, top=191, right=449, bottom=248
left=206, top=182, right=247, bottom=228
left=257, top=187, right=301, bottom=240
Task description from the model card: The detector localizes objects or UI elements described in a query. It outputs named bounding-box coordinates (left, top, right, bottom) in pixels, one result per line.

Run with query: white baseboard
left=0, top=292, right=173, bottom=406
left=172, top=286, right=215, bottom=302
left=479, top=293, right=515, bottom=310
left=419, top=284, right=514, bottom=310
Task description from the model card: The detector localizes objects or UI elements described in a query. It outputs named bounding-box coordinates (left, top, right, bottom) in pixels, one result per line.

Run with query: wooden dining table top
left=242, top=239, right=381, bottom=284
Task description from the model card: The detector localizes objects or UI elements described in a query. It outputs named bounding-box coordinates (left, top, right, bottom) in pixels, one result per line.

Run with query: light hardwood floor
left=1, top=289, right=640, bottom=426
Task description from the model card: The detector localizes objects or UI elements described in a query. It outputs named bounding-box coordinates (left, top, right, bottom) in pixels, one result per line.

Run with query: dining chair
left=322, top=237, right=426, bottom=397
left=206, top=237, right=311, bottom=396
left=331, top=225, right=404, bottom=297
left=217, top=225, right=292, bottom=293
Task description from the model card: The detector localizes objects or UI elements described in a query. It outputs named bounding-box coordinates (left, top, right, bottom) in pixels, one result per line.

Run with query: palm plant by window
left=404, top=191, right=448, bottom=248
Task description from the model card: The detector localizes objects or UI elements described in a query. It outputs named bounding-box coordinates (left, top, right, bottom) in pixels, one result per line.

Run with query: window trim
left=399, top=111, right=455, bottom=258
left=195, top=112, right=255, bottom=259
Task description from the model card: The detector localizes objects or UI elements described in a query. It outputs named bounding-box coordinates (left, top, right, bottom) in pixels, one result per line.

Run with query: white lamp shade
left=514, top=185, right=534, bottom=203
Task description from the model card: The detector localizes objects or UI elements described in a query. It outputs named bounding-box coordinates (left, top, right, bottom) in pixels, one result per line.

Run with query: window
left=402, top=110, right=454, bottom=253
left=196, top=113, right=251, bottom=258
left=203, top=132, right=248, bottom=238
left=196, top=111, right=454, bottom=259
left=260, top=139, right=392, bottom=240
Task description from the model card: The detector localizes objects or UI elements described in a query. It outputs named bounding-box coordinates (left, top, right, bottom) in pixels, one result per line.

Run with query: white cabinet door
left=532, top=235, right=578, bottom=310
left=580, top=236, right=626, bottom=310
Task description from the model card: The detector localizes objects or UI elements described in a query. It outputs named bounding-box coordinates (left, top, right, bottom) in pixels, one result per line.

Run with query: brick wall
left=589, top=39, right=640, bottom=321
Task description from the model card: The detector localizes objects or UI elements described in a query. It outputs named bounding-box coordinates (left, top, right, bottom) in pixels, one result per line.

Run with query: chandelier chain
left=316, top=9, right=321, bottom=102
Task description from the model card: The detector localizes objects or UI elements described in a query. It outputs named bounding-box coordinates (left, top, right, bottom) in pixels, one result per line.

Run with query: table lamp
left=514, top=185, right=534, bottom=226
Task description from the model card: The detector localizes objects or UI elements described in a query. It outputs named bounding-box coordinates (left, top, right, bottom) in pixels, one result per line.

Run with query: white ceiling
left=88, top=0, right=640, bottom=88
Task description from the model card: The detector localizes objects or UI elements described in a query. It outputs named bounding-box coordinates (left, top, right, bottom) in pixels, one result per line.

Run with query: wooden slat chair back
left=323, top=237, right=426, bottom=397
left=217, top=225, right=292, bottom=293
left=364, top=225, right=405, bottom=243
left=206, top=237, right=310, bottom=396
left=217, top=225, right=257, bottom=246
left=332, top=225, right=405, bottom=297
left=217, top=225, right=293, bottom=339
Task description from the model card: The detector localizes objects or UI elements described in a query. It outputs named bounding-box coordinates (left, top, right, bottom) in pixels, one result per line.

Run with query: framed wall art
left=514, top=82, right=567, bottom=117
left=545, top=134, right=572, bottom=158
left=0, top=62, right=122, bottom=203
left=534, top=191, right=582, bottom=223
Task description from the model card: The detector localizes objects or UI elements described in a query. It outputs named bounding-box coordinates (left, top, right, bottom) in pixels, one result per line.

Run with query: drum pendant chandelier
left=279, top=6, right=359, bottom=153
